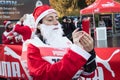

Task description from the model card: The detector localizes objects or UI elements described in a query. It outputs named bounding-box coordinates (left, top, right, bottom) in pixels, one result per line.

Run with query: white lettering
left=93, top=67, right=104, bottom=80
left=0, top=1, right=17, bottom=5
left=0, top=11, right=20, bottom=15
left=0, top=61, right=21, bottom=77
left=102, top=2, right=114, bottom=7
left=12, top=62, right=21, bottom=77
left=3, top=15, right=10, bottom=19
left=1, top=61, right=11, bottom=77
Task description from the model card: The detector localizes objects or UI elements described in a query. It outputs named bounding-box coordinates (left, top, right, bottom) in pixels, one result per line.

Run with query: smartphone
left=82, top=18, right=90, bottom=34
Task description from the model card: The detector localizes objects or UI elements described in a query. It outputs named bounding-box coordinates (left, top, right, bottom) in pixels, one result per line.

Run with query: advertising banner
left=0, top=0, right=49, bottom=20
left=0, top=44, right=120, bottom=80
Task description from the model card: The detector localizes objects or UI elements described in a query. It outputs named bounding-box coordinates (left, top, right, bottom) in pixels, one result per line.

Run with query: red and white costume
left=21, top=36, right=95, bottom=80
left=22, top=14, right=36, bottom=38
left=13, top=24, right=32, bottom=42
left=14, top=13, right=35, bottom=42
left=21, top=5, right=96, bottom=80
left=2, top=21, right=23, bottom=45
left=2, top=31, right=22, bottom=45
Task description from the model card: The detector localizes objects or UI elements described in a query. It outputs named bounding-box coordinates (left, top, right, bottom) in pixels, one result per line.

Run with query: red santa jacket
left=21, top=37, right=95, bottom=80
left=2, top=31, right=22, bottom=45
left=14, top=24, right=32, bottom=41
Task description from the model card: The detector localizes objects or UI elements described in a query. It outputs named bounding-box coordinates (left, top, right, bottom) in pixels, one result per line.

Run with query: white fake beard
left=38, top=23, right=72, bottom=48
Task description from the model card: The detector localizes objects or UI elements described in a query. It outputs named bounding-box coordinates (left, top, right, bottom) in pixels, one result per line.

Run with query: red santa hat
left=33, top=5, right=56, bottom=28
left=3, top=20, right=12, bottom=28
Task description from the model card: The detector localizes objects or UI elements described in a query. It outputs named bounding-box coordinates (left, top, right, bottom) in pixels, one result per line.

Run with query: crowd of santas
left=2, top=14, right=34, bottom=45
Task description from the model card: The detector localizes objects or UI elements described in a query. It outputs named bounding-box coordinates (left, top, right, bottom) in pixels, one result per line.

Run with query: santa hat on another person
left=33, top=5, right=57, bottom=28
left=3, top=20, right=12, bottom=28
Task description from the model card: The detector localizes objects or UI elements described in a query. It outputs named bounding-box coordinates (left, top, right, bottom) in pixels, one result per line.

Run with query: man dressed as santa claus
left=2, top=20, right=23, bottom=45
left=22, top=5, right=96, bottom=80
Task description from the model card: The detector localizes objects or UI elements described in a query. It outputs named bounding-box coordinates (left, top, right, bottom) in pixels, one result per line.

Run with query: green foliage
left=49, top=0, right=120, bottom=17
left=115, top=0, right=120, bottom=2
left=50, top=0, right=84, bottom=17
left=78, top=0, right=87, bottom=9
left=86, top=0, right=95, bottom=5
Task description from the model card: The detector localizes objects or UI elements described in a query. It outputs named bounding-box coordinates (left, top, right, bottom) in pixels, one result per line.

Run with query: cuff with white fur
left=71, top=44, right=91, bottom=60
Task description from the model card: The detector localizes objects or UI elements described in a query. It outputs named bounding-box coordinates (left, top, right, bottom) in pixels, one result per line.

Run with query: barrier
left=96, top=27, right=107, bottom=40
left=0, top=44, right=120, bottom=80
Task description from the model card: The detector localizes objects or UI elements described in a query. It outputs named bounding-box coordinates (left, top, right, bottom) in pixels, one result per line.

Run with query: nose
left=53, top=20, right=58, bottom=25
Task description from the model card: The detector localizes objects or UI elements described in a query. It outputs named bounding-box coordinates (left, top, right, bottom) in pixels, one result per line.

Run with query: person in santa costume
left=13, top=15, right=32, bottom=42
left=2, top=20, right=23, bottom=45
left=14, top=0, right=43, bottom=40
left=21, top=5, right=96, bottom=80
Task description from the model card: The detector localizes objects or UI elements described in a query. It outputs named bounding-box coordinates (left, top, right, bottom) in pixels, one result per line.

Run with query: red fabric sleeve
left=14, top=24, right=32, bottom=41
left=2, top=33, right=16, bottom=44
left=27, top=44, right=88, bottom=80
left=2, top=34, right=11, bottom=44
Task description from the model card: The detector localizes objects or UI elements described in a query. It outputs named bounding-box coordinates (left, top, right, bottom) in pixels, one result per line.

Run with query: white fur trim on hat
left=35, top=9, right=56, bottom=28
left=5, top=21, right=11, bottom=27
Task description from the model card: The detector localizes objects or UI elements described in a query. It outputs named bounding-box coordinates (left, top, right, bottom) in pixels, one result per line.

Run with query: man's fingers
left=72, top=28, right=79, bottom=34
left=83, top=31, right=93, bottom=40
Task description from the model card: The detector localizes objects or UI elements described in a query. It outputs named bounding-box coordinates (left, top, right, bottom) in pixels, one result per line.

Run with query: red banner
left=0, top=44, right=28, bottom=79
left=0, top=44, right=120, bottom=80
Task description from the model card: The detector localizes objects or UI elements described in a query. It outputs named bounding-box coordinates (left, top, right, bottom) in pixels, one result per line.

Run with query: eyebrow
left=47, top=15, right=58, bottom=19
